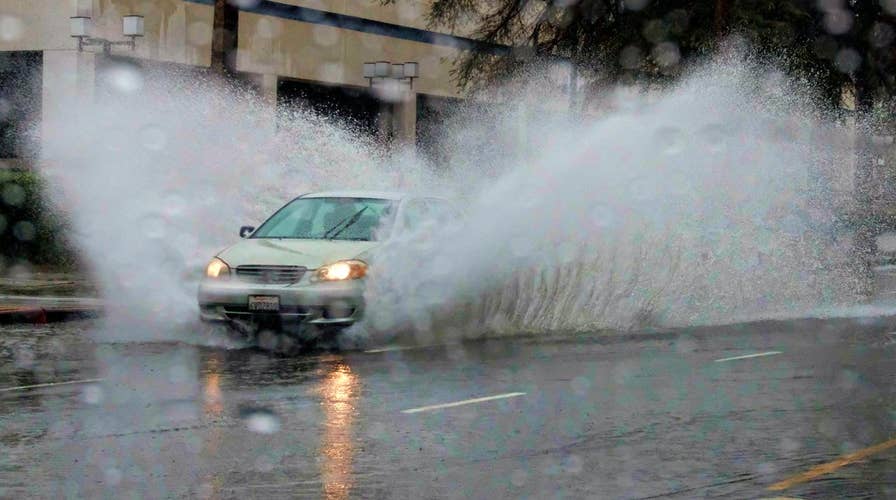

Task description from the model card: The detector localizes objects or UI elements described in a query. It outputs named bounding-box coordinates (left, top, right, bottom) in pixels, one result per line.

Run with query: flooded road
left=2, top=318, right=896, bottom=498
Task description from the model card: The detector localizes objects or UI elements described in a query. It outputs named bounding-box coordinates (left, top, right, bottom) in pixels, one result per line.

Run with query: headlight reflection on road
left=319, top=362, right=359, bottom=500
left=199, top=352, right=224, bottom=500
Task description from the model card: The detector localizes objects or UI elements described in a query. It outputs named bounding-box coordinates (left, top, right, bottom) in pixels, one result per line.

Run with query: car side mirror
left=239, top=226, right=255, bottom=238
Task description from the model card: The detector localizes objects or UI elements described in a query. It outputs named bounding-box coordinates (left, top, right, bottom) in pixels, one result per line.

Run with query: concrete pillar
left=374, top=85, right=416, bottom=148
left=394, top=89, right=417, bottom=148
left=254, top=73, right=278, bottom=134
left=376, top=100, right=393, bottom=144
left=41, top=50, right=96, bottom=156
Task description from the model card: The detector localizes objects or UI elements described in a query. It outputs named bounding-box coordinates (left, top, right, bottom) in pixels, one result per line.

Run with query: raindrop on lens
left=82, top=384, right=103, bottom=405
left=562, top=454, right=584, bottom=474
left=0, top=15, right=24, bottom=42
left=162, top=193, right=185, bottom=217
left=699, top=123, right=728, bottom=153
left=139, top=213, right=166, bottom=239
left=1, top=183, right=26, bottom=206
left=655, top=126, right=685, bottom=155
left=102, top=64, right=144, bottom=94
left=590, top=204, right=617, bottom=229
left=103, top=467, right=122, bottom=486
left=834, top=48, right=861, bottom=73
left=12, top=221, right=35, bottom=242
left=652, top=42, right=680, bottom=68
left=570, top=376, right=591, bottom=395
left=240, top=407, right=281, bottom=434
left=139, top=125, right=168, bottom=151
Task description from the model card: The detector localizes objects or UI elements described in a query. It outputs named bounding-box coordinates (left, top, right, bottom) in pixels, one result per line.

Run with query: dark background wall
left=0, top=51, right=42, bottom=160
left=277, top=78, right=380, bottom=137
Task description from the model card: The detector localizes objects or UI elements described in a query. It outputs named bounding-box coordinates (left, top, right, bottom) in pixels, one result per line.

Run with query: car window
left=252, top=197, right=396, bottom=241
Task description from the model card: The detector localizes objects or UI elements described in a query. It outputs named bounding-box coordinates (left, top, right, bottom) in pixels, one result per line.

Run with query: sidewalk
left=0, top=272, right=101, bottom=324
left=0, top=295, right=102, bottom=324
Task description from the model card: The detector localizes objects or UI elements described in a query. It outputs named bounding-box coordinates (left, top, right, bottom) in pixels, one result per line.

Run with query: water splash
left=362, top=59, right=859, bottom=341
left=39, top=56, right=860, bottom=343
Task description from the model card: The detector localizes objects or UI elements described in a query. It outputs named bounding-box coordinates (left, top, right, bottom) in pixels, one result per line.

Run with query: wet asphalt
left=2, top=316, right=896, bottom=499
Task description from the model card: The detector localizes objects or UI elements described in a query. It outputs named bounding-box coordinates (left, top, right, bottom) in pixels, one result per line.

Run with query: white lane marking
left=0, top=378, right=105, bottom=393
left=364, top=345, right=422, bottom=353
left=364, top=343, right=457, bottom=354
left=714, top=351, right=782, bottom=363
left=401, top=392, right=526, bottom=414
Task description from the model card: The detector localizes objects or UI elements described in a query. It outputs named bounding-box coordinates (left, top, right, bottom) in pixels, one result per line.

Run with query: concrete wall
left=0, top=0, right=467, bottom=97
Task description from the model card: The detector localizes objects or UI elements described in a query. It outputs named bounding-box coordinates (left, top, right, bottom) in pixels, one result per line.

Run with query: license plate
left=248, top=295, right=280, bottom=312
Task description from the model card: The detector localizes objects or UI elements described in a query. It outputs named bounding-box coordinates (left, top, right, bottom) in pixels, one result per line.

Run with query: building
left=0, top=0, right=504, bottom=168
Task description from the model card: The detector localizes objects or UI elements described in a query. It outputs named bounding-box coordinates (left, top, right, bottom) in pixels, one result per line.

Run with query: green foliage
left=383, top=0, right=895, bottom=110
left=0, top=169, right=78, bottom=269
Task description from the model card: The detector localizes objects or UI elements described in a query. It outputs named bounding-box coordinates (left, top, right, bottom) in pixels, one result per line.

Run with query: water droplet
left=103, top=467, right=122, bottom=485
left=240, top=407, right=281, bottom=434
left=14, top=346, right=34, bottom=369
left=589, top=204, right=618, bottom=229
left=187, top=22, right=212, bottom=46
left=12, top=221, right=35, bottom=242
left=139, top=125, right=167, bottom=151
left=834, top=48, right=861, bottom=73
left=570, top=376, right=591, bottom=395
left=699, top=123, right=728, bottom=153
left=102, top=63, right=144, bottom=94
left=168, top=364, right=189, bottom=384
left=619, top=45, right=642, bottom=69
left=652, top=42, right=681, bottom=68
left=1, top=183, right=26, bottom=206
left=508, top=236, right=536, bottom=258
left=139, top=213, right=166, bottom=239
left=312, top=25, right=339, bottom=46
left=0, top=15, right=25, bottom=42
left=755, top=461, right=776, bottom=476
left=255, top=17, right=282, bottom=39
left=884, top=0, right=896, bottom=15
left=254, top=454, right=276, bottom=472
left=560, top=454, right=584, bottom=474
left=82, top=384, right=103, bottom=405
left=655, top=126, right=685, bottom=155
left=824, top=9, right=853, bottom=35
left=510, top=469, right=528, bottom=486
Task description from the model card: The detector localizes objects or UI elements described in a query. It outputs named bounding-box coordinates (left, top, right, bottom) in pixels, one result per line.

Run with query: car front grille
left=235, top=265, right=306, bottom=284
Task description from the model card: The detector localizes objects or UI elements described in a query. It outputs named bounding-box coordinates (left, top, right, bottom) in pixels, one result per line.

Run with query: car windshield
left=251, top=197, right=395, bottom=241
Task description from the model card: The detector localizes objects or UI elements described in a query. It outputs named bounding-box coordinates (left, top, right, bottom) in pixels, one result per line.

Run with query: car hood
left=217, top=238, right=378, bottom=269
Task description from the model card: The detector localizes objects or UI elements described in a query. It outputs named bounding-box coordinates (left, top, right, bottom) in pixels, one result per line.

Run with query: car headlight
left=206, top=257, right=231, bottom=279
left=316, top=260, right=367, bottom=281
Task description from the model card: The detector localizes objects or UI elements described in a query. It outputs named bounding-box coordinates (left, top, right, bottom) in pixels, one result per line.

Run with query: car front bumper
left=197, top=278, right=364, bottom=328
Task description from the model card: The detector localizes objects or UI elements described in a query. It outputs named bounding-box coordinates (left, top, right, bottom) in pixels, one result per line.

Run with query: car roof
left=300, top=190, right=447, bottom=202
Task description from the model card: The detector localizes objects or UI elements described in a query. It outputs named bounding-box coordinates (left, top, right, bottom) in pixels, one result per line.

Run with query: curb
left=0, top=304, right=101, bottom=324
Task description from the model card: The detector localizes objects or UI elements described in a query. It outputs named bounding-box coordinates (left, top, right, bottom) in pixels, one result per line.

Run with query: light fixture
left=374, top=61, right=390, bottom=78
left=69, top=14, right=144, bottom=53
left=122, top=15, right=145, bottom=38
left=362, top=62, right=376, bottom=79
left=403, top=62, right=418, bottom=78
left=363, top=60, right=420, bottom=89
left=70, top=16, right=91, bottom=38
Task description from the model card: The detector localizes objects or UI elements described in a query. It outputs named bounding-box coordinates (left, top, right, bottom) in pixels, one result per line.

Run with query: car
left=197, top=190, right=455, bottom=343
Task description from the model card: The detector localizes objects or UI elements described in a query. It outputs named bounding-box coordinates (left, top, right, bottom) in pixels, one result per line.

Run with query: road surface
left=2, top=316, right=896, bottom=498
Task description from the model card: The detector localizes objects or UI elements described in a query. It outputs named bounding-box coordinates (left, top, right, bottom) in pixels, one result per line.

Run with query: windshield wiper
left=323, top=206, right=369, bottom=240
